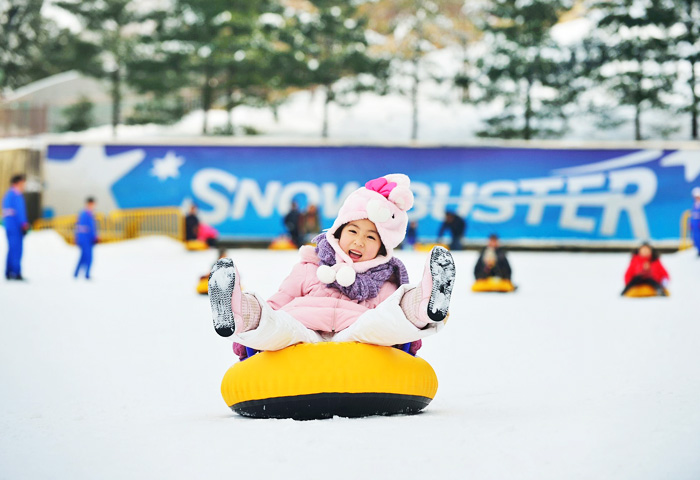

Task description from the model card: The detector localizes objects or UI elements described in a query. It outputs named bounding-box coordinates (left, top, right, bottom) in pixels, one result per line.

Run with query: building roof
left=2, top=71, right=112, bottom=107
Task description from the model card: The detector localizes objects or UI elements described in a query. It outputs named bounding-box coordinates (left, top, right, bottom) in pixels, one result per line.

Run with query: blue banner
left=44, top=144, right=700, bottom=242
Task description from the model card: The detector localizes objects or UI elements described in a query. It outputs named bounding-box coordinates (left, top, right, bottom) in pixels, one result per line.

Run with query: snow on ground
left=1, top=229, right=700, bottom=479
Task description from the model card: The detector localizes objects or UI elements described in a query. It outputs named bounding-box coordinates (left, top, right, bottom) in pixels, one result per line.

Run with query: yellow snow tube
left=221, top=342, right=438, bottom=420
left=623, top=284, right=669, bottom=297
left=196, top=276, right=208, bottom=295
left=414, top=242, right=449, bottom=252
left=185, top=240, right=209, bottom=251
left=471, top=277, right=516, bottom=293
left=268, top=237, right=297, bottom=250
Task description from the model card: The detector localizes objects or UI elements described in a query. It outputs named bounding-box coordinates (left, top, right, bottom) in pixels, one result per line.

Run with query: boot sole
left=209, top=258, right=236, bottom=337
left=427, top=247, right=456, bottom=322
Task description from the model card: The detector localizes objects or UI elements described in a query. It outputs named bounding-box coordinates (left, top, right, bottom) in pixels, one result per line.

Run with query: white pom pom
left=316, top=265, right=336, bottom=284
left=335, top=266, right=356, bottom=286
left=367, top=199, right=391, bottom=223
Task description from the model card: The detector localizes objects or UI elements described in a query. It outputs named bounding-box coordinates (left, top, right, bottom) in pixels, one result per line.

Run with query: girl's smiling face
left=338, top=219, right=382, bottom=262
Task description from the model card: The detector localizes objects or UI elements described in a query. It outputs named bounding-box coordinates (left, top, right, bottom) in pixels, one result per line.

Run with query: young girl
left=208, top=174, right=456, bottom=353
left=621, top=242, right=670, bottom=296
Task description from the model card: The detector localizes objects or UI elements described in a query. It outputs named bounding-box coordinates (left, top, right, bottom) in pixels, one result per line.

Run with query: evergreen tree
left=475, top=0, right=579, bottom=140
left=285, top=0, right=390, bottom=138
left=124, top=96, right=187, bottom=126
left=588, top=0, right=680, bottom=140
left=55, top=0, right=149, bottom=136
left=446, top=2, right=484, bottom=104
left=365, top=0, right=474, bottom=140
left=26, top=22, right=101, bottom=83
left=0, top=0, right=44, bottom=90
left=137, top=0, right=276, bottom=134
left=671, top=0, right=699, bottom=139
left=211, top=4, right=295, bottom=135
left=123, top=20, right=192, bottom=126
left=0, top=1, right=93, bottom=90
left=60, top=96, right=95, bottom=132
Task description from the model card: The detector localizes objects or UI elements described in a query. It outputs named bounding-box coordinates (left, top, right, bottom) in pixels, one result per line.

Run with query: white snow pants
left=232, top=284, right=444, bottom=351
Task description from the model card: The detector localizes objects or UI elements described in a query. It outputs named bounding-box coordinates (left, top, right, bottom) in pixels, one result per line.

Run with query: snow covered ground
left=1, top=229, right=700, bottom=480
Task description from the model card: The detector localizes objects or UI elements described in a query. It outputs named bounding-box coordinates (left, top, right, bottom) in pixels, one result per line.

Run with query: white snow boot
left=209, top=258, right=239, bottom=337
left=401, top=246, right=456, bottom=327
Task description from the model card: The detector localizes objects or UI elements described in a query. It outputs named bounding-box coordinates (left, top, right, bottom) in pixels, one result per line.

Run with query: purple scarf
left=314, top=234, right=409, bottom=302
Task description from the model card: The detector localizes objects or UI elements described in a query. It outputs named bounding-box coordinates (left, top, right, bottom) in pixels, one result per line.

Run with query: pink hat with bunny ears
left=325, top=174, right=414, bottom=269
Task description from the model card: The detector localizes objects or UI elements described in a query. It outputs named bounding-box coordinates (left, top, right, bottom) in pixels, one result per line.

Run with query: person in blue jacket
left=74, top=197, right=99, bottom=279
left=2, top=174, right=29, bottom=280
left=692, top=187, right=700, bottom=256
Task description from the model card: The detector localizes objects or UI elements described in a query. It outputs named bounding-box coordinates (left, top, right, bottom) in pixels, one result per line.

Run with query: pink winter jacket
left=267, top=248, right=399, bottom=333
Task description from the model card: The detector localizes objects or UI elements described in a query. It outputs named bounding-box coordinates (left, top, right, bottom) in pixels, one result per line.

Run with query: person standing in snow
left=185, top=204, right=200, bottom=241
left=437, top=210, right=467, bottom=251
left=74, top=197, right=99, bottom=279
left=2, top=174, right=29, bottom=280
left=404, top=221, right=418, bottom=250
left=284, top=200, right=303, bottom=248
left=621, top=242, right=670, bottom=296
left=691, top=187, right=700, bottom=256
left=208, top=174, right=456, bottom=359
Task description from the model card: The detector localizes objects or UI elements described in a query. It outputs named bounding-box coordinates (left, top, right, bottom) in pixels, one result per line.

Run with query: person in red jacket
left=621, top=242, right=670, bottom=296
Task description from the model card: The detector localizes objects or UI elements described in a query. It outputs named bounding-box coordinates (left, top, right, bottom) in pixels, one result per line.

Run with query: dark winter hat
left=10, top=174, right=25, bottom=185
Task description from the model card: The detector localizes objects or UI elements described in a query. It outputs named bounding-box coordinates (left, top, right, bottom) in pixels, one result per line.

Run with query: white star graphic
left=44, top=145, right=145, bottom=215
left=660, top=150, right=700, bottom=182
left=150, top=151, right=185, bottom=181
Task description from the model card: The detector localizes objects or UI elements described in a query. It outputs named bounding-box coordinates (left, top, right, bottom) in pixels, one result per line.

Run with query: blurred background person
left=621, top=242, right=670, bottom=296
left=474, top=234, right=512, bottom=280
left=284, top=200, right=302, bottom=247
left=74, top=197, right=98, bottom=279
left=198, top=222, right=219, bottom=247
left=301, top=204, right=321, bottom=243
left=691, top=187, right=700, bottom=256
left=437, top=210, right=466, bottom=251
left=404, top=220, right=418, bottom=250
left=185, top=204, right=200, bottom=242
left=2, top=174, right=29, bottom=280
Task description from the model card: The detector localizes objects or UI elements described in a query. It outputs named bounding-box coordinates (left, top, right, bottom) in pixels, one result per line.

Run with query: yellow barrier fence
left=33, top=207, right=184, bottom=244
left=680, top=210, right=692, bottom=251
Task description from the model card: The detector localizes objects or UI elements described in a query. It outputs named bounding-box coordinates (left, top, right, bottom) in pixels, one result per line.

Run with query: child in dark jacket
left=621, top=242, right=670, bottom=296
left=474, top=234, right=511, bottom=280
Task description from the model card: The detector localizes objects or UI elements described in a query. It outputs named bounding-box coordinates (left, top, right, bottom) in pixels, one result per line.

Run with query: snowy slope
left=1, top=230, right=700, bottom=480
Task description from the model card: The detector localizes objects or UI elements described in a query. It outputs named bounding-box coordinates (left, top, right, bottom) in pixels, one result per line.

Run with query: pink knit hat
left=325, top=174, right=414, bottom=272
